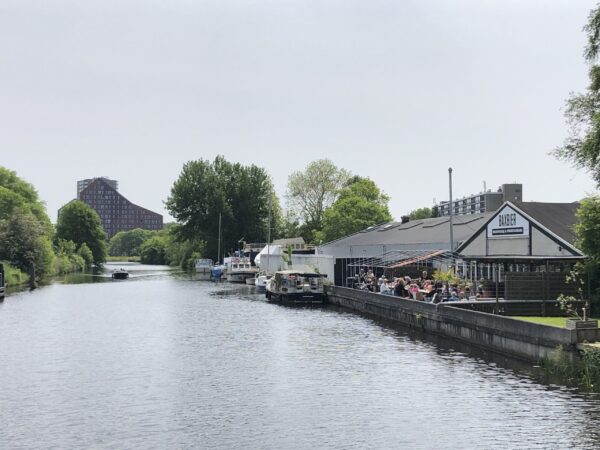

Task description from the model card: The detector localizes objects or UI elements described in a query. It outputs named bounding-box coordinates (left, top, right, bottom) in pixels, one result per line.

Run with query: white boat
left=195, top=258, right=213, bottom=280
left=265, top=269, right=326, bottom=305
left=226, top=257, right=258, bottom=283
left=255, top=274, right=270, bottom=292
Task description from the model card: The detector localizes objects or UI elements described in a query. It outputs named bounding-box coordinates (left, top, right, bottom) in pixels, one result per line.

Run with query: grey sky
left=1, top=0, right=597, bottom=224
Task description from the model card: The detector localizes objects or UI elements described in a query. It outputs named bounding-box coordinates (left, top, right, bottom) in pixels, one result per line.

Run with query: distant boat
left=211, top=263, right=225, bottom=281
left=111, top=268, right=129, bottom=280
left=226, top=257, right=258, bottom=283
left=265, top=269, right=326, bottom=305
left=195, top=258, right=213, bottom=281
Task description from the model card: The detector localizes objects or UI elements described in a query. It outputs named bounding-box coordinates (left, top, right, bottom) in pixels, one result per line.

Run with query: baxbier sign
left=487, top=205, right=529, bottom=238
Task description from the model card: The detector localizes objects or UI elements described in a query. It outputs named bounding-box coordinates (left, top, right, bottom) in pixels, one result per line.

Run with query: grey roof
left=513, top=202, right=579, bottom=245
left=319, top=212, right=494, bottom=249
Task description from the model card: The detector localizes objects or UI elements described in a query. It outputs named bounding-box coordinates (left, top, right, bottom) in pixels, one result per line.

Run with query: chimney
left=401, top=215, right=410, bottom=224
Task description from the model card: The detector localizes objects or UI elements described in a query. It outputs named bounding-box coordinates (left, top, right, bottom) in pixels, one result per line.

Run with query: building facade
left=438, top=183, right=523, bottom=217
left=78, top=177, right=162, bottom=238
left=77, top=177, right=118, bottom=197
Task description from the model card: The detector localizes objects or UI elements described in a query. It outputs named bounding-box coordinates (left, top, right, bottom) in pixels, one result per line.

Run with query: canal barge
left=265, top=270, right=327, bottom=305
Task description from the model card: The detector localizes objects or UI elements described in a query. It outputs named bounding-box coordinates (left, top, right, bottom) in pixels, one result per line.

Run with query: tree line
left=0, top=167, right=105, bottom=287
left=108, top=157, right=393, bottom=266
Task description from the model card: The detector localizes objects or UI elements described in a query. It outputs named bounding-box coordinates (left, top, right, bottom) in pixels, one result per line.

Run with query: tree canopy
left=554, top=5, right=600, bottom=185
left=55, top=200, right=107, bottom=266
left=316, top=176, right=392, bottom=243
left=109, top=228, right=156, bottom=256
left=285, top=159, right=350, bottom=242
left=0, top=209, right=54, bottom=278
left=0, top=167, right=52, bottom=232
left=575, top=195, right=600, bottom=260
left=166, top=156, right=278, bottom=260
left=409, top=207, right=436, bottom=220
left=0, top=167, right=55, bottom=280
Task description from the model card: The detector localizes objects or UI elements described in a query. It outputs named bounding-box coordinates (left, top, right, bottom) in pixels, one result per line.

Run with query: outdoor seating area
left=353, top=268, right=476, bottom=303
left=347, top=250, right=483, bottom=303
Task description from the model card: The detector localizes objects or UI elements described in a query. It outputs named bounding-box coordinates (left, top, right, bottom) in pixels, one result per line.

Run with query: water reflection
left=1, top=269, right=600, bottom=449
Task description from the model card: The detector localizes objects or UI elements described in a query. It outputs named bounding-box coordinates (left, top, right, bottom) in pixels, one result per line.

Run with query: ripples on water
left=1, top=264, right=600, bottom=449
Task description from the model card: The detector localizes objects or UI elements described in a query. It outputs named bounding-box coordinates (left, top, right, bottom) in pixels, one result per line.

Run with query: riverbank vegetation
left=542, top=345, right=600, bottom=392
left=1, top=157, right=397, bottom=279
left=0, top=167, right=99, bottom=287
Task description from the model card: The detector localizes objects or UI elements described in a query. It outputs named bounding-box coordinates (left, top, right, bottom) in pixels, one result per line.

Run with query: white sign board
left=487, top=205, right=529, bottom=238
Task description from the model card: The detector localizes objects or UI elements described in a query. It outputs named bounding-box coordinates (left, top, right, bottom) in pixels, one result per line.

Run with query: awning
left=348, top=249, right=454, bottom=269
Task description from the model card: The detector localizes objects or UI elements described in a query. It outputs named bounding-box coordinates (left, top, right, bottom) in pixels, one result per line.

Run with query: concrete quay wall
left=326, top=286, right=599, bottom=362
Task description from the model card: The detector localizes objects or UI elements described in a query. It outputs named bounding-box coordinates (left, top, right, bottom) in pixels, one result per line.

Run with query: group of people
left=355, top=269, right=477, bottom=303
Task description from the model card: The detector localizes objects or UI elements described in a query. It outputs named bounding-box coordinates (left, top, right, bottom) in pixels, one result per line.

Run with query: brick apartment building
left=77, top=177, right=163, bottom=238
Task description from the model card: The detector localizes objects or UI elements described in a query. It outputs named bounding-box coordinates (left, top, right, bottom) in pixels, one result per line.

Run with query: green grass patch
left=512, top=316, right=599, bottom=328
left=106, top=256, right=141, bottom=262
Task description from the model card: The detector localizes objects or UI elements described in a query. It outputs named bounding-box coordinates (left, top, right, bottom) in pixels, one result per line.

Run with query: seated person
left=394, top=279, right=408, bottom=297
left=447, top=290, right=459, bottom=301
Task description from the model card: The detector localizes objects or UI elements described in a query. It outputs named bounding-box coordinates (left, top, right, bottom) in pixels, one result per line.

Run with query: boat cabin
left=268, top=270, right=327, bottom=304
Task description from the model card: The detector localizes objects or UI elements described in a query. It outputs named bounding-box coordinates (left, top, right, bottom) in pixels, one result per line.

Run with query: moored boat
left=226, top=257, right=258, bottom=283
left=211, top=264, right=225, bottom=280
left=255, top=274, right=270, bottom=292
left=0, top=262, right=5, bottom=300
left=265, top=269, right=326, bottom=305
left=195, top=258, right=213, bottom=280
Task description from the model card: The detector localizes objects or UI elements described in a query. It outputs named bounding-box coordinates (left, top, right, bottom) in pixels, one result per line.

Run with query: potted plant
left=558, top=295, right=598, bottom=329
left=479, top=278, right=494, bottom=299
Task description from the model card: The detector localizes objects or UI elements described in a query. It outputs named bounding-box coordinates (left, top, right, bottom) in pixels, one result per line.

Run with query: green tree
left=409, top=207, right=434, bottom=220
left=0, top=209, right=54, bottom=281
left=77, top=243, right=94, bottom=269
left=317, top=177, right=392, bottom=243
left=570, top=196, right=600, bottom=312
left=108, top=228, right=156, bottom=256
left=166, top=156, right=277, bottom=260
left=55, top=200, right=107, bottom=266
left=286, top=159, right=350, bottom=241
left=140, top=236, right=167, bottom=265
left=554, top=5, right=600, bottom=184
left=575, top=196, right=600, bottom=258
left=0, top=167, right=52, bottom=233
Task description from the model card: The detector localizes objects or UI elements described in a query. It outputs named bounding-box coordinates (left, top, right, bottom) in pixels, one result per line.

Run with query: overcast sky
left=1, top=0, right=598, bottom=224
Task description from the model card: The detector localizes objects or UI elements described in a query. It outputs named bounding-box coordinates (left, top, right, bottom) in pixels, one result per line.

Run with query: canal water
left=1, top=263, right=600, bottom=449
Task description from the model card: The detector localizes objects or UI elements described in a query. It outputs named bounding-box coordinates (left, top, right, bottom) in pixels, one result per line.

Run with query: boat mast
left=218, top=212, right=222, bottom=264
left=267, top=189, right=271, bottom=273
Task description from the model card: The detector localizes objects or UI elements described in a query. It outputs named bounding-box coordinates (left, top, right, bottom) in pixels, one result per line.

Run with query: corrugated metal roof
left=319, top=212, right=493, bottom=249
left=514, top=201, right=579, bottom=245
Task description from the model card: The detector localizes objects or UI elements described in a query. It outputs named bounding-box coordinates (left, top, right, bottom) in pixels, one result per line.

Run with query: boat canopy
left=254, top=244, right=284, bottom=267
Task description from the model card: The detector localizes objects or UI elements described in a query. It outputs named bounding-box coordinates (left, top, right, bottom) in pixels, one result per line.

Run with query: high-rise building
left=438, top=183, right=523, bottom=217
left=77, top=177, right=118, bottom=197
left=77, top=177, right=162, bottom=237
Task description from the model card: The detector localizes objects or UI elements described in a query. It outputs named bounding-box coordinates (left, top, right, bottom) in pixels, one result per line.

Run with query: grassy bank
left=512, top=317, right=600, bottom=328
left=106, top=256, right=141, bottom=263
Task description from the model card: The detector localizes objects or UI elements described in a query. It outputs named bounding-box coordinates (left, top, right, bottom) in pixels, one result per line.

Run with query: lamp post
left=448, top=168, right=454, bottom=255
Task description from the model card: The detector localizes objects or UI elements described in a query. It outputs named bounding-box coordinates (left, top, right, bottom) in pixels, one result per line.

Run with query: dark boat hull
left=266, top=291, right=324, bottom=305
left=111, top=272, right=129, bottom=280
